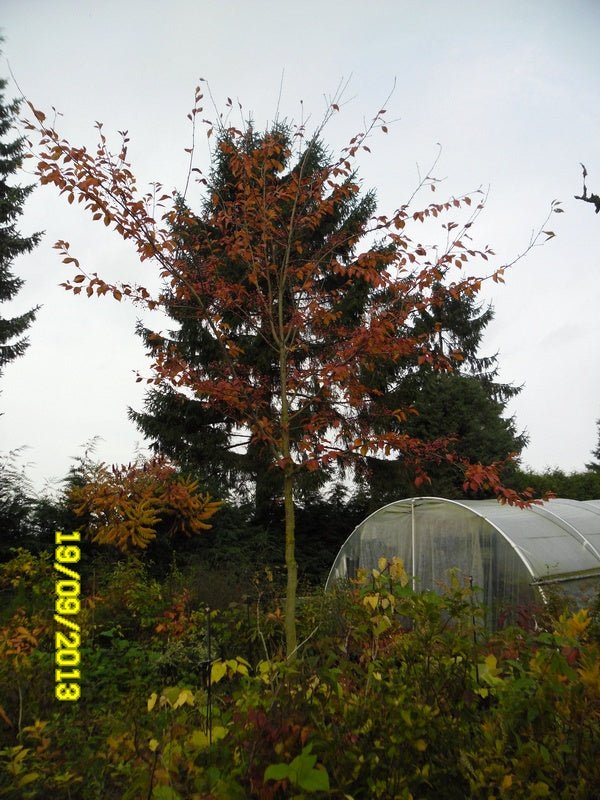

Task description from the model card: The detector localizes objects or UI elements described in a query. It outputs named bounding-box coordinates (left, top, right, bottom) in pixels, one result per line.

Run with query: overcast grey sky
left=1, top=0, right=599, bottom=492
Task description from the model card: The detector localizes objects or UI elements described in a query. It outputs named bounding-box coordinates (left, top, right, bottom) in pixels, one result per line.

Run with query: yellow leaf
left=501, top=774, right=513, bottom=790
left=211, top=725, right=228, bottom=743
left=389, top=557, right=409, bottom=586
left=578, top=659, right=600, bottom=693
left=363, top=593, right=379, bottom=611
left=210, top=660, right=227, bottom=684
left=189, top=726, right=228, bottom=750
left=235, top=661, right=249, bottom=676
left=484, top=654, right=498, bottom=674
left=18, top=773, right=39, bottom=788
left=558, top=609, right=591, bottom=639
left=173, top=688, right=195, bottom=708
left=189, top=728, right=210, bottom=749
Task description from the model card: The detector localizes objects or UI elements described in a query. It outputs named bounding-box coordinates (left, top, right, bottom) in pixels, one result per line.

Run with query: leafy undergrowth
left=0, top=551, right=599, bottom=799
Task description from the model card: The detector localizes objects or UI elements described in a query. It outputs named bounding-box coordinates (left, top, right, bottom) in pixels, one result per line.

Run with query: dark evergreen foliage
left=0, top=61, right=41, bottom=375
left=0, top=446, right=88, bottom=561
left=358, top=290, right=527, bottom=505
left=129, top=124, right=377, bottom=519
left=0, top=449, right=36, bottom=559
left=586, top=418, right=600, bottom=472
left=130, top=123, right=526, bottom=515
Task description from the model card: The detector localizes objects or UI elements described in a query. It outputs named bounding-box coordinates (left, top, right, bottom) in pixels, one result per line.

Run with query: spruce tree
left=129, top=123, right=377, bottom=517
left=0, top=63, right=41, bottom=376
left=357, top=290, right=527, bottom=506
left=130, top=126, right=526, bottom=511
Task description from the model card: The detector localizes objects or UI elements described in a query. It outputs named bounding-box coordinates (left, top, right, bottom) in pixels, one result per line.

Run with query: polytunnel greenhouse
left=326, top=497, right=600, bottom=624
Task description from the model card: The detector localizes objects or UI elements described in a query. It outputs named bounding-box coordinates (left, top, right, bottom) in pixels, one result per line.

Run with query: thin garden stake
left=206, top=605, right=212, bottom=744
left=469, top=576, right=480, bottom=685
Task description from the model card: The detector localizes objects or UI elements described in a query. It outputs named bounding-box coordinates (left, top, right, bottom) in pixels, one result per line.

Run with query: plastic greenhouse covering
left=325, top=497, right=600, bottom=624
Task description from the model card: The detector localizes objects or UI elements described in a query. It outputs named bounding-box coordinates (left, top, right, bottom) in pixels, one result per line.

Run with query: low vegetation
left=1, top=547, right=599, bottom=799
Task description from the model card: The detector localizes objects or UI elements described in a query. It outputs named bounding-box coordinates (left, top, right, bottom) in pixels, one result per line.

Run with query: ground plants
left=0, top=546, right=598, bottom=798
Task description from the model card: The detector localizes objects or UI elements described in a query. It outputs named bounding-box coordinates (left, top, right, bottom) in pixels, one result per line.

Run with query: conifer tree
left=130, top=130, right=527, bottom=512
left=358, top=289, right=527, bottom=505
left=0, top=61, right=41, bottom=375
left=129, top=123, right=377, bottom=517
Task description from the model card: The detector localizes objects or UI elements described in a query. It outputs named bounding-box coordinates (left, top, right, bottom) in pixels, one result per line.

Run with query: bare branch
left=575, top=162, right=600, bottom=214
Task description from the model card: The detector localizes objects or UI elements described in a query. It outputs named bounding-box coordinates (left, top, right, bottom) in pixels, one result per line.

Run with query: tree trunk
left=283, top=466, right=297, bottom=658
left=279, top=329, right=297, bottom=658
left=247, top=437, right=279, bottom=521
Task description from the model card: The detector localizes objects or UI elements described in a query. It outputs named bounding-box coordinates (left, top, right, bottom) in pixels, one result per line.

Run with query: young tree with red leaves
left=129, top=123, right=378, bottom=518
left=24, top=89, right=557, bottom=655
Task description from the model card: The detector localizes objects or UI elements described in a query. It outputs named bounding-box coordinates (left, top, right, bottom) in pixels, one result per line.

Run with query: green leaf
left=298, top=765, right=330, bottom=792
left=161, top=686, right=180, bottom=707
left=374, top=614, right=392, bottom=637
left=264, top=762, right=290, bottom=781
left=189, top=729, right=210, bottom=749
left=285, top=745, right=330, bottom=793
left=289, top=750, right=317, bottom=784
left=153, top=786, right=183, bottom=800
